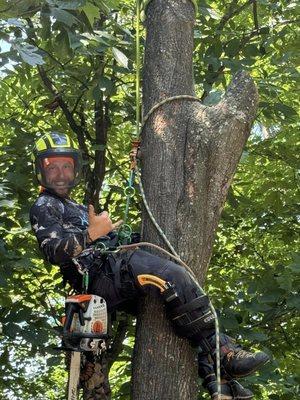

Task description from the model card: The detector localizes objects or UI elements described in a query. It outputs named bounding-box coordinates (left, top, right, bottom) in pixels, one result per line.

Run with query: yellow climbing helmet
left=32, top=131, right=82, bottom=189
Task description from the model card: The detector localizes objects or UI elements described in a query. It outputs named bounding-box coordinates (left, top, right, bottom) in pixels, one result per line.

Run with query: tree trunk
left=131, top=1, right=258, bottom=399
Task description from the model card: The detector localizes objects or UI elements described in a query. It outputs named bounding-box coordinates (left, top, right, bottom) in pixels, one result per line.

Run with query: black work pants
left=88, top=249, right=202, bottom=313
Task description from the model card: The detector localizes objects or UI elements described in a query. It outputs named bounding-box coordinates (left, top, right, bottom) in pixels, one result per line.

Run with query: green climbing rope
left=82, top=271, right=89, bottom=293
left=121, top=0, right=142, bottom=225
left=136, top=0, right=141, bottom=138
left=123, top=169, right=136, bottom=223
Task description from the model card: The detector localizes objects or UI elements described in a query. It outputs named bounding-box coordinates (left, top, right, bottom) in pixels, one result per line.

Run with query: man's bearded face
left=44, top=157, right=74, bottom=196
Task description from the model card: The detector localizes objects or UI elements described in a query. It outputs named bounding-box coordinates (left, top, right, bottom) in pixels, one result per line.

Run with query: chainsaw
left=59, top=294, right=109, bottom=400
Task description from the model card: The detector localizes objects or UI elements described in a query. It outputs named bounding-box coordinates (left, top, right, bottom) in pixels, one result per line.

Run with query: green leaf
left=48, top=0, right=85, bottom=10
left=225, top=39, right=240, bottom=57
left=67, top=31, right=82, bottom=50
left=6, top=322, right=22, bottom=336
left=51, top=7, right=80, bottom=27
left=274, top=103, right=298, bottom=118
left=287, top=255, right=300, bottom=273
left=220, top=313, right=240, bottom=329
left=247, top=302, right=273, bottom=312
left=82, top=2, right=99, bottom=25
left=112, top=47, right=128, bottom=68
left=98, top=0, right=121, bottom=13
left=0, top=199, right=15, bottom=208
left=259, top=292, right=280, bottom=303
left=199, top=7, right=221, bottom=20
left=260, top=26, right=270, bottom=34
left=46, top=356, right=61, bottom=366
left=20, top=328, right=37, bottom=342
left=244, top=331, right=269, bottom=342
left=97, top=76, right=115, bottom=95
left=91, top=144, right=106, bottom=151
left=205, top=41, right=222, bottom=58
left=15, top=43, right=45, bottom=66
left=243, top=44, right=260, bottom=58
left=286, top=295, right=300, bottom=310
left=275, top=275, right=292, bottom=291
left=91, top=144, right=107, bottom=151
left=55, top=31, right=72, bottom=57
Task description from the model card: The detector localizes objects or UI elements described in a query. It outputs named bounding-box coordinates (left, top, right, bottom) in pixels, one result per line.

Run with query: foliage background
left=0, top=0, right=299, bottom=399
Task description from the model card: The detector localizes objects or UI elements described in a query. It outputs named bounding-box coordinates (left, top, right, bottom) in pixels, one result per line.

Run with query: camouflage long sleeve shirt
left=30, top=190, right=89, bottom=266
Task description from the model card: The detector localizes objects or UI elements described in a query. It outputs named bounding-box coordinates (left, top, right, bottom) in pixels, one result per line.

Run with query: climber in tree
left=30, top=132, right=269, bottom=400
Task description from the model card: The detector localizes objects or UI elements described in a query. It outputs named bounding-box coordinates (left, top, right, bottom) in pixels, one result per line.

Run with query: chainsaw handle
left=64, top=303, right=84, bottom=333
left=78, top=308, right=85, bottom=326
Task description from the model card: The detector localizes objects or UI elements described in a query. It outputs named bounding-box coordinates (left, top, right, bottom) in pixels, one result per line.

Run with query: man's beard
left=48, top=181, right=72, bottom=197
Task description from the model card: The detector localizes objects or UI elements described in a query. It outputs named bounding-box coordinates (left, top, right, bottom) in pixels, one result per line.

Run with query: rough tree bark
left=131, top=1, right=258, bottom=399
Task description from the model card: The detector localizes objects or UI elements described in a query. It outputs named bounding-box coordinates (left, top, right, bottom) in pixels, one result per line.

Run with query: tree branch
left=76, top=106, right=94, bottom=143
left=217, top=0, right=254, bottom=32
left=71, top=93, right=86, bottom=115
left=252, top=0, right=259, bottom=31
left=192, top=73, right=259, bottom=263
left=220, top=70, right=258, bottom=123
left=37, top=65, right=89, bottom=153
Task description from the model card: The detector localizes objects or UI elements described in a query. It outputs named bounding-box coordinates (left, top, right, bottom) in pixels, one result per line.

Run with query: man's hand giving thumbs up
left=87, top=205, right=123, bottom=243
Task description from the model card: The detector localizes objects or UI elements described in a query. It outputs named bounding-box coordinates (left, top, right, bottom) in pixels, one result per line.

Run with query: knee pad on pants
left=161, top=283, right=215, bottom=340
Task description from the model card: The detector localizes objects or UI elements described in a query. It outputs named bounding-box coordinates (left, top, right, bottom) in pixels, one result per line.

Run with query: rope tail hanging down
left=121, top=1, right=221, bottom=399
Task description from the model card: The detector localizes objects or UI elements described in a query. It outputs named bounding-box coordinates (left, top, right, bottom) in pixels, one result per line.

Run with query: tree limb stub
left=187, top=71, right=259, bottom=280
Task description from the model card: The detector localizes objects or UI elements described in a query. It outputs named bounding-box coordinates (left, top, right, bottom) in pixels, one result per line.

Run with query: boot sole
left=212, top=395, right=253, bottom=400
left=211, top=394, right=232, bottom=400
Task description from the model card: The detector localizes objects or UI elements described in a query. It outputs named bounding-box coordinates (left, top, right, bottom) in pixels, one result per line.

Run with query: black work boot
left=198, top=333, right=269, bottom=379
left=218, top=334, right=270, bottom=378
left=228, top=380, right=254, bottom=399
left=202, top=374, right=254, bottom=399
left=204, top=377, right=233, bottom=400
left=198, top=353, right=254, bottom=399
